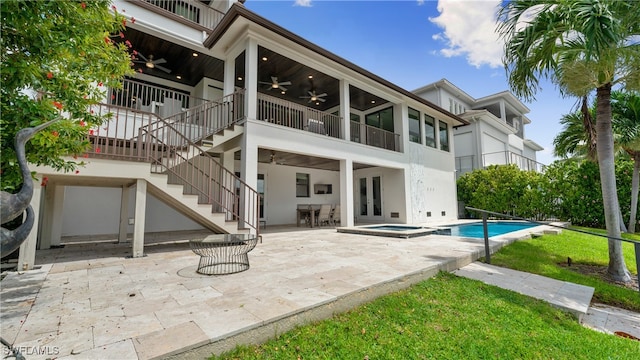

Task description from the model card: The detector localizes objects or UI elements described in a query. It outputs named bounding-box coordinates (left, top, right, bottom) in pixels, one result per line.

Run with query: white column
left=47, top=183, right=65, bottom=247
left=244, top=37, right=258, bottom=121
left=39, top=181, right=59, bottom=249
left=18, top=183, right=42, bottom=271
left=240, top=132, right=258, bottom=234
left=222, top=150, right=236, bottom=220
left=339, top=79, right=350, bottom=141
left=223, top=54, right=236, bottom=97
left=118, top=185, right=130, bottom=243
left=339, top=159, right=354, bottom=227
left=132, top=179, right=147, bottom=258
left=499, top=100, right=506, bottom=122
left=396, top=104, right=407, bottom=153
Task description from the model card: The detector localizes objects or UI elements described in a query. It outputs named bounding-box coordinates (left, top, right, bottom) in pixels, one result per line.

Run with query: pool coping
left=336, top=224, right=437, bottom=238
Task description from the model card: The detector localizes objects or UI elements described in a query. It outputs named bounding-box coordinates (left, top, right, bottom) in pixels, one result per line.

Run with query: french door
left=358, top=176, right=383, bottom=222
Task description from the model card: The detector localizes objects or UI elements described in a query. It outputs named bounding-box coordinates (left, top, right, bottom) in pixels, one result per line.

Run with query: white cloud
left=429, top=0, right=503, bottom=68
left=294, top=0, right=312, bottom=7
left=417, top=0, right=425, bottom=5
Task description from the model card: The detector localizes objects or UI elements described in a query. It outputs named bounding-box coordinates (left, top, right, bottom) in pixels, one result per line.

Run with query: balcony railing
left=482, top=151, right=546, bottom=172
left=455, top=155, right=475, bottom=178
left=350, top=121, right=400, bottom=152
left=129, top=0, right=225, bottom=31
left=108, top=78, right=207, bottom=118
left=257, top=93, right=342, bottom=139
left=86, top=101, right=259, bottom=236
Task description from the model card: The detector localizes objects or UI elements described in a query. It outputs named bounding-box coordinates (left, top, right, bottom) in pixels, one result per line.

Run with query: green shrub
left=457, top=157, right=635, bottom=227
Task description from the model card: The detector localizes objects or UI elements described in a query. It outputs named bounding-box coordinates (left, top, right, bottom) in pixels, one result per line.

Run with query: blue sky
left=244, top=0, right=580, bottom=165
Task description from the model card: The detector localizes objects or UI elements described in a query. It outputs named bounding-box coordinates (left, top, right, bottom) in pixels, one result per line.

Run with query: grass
left=490, top=227, right=640, bottom=311
left=211, top=273, right=640, bottom=360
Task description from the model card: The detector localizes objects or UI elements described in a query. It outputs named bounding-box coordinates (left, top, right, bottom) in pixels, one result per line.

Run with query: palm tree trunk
left=596, top=84, right=631, bottom=283
left=629, top=153, right=639, bottom=233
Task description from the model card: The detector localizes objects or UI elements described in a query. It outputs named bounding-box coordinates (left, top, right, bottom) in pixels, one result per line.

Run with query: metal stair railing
left=87, top=99, right=259, bottom=236
left=139, top=90, right=245, bottom=145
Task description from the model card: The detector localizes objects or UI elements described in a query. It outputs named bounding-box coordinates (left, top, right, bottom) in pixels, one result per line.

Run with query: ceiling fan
left=259, top=76, right=291, bottom=91
left=133, top=54, right=172, bottom=73
left=300, top=90, right=327, bottom=103
left=269, top=151, right=285, bottom=165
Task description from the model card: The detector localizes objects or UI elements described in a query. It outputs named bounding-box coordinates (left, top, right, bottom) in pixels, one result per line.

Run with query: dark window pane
left=408, top=107, right=421, bottom=143
left=439, top=120, right=449, bottom=152
left=424, top=114, right=436, bottom=148
left=296, top=173, right=309, bottom=197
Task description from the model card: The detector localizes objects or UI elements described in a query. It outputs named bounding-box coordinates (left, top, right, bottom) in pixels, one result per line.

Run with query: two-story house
left=18, top=1, right=468, bottom=270
left=413, top=79, right=545, bottom=179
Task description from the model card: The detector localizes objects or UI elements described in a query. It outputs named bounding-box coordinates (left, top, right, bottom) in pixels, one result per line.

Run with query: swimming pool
left=436, top=221, right=538, bottom=238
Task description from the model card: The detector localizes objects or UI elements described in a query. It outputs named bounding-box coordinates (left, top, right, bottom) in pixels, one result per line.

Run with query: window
left=408, top=107, right=421, bottom=143
left=424, top=114, right=436, bottom=148
left=439, top=120, right=449, bottom=152
left=365, top=107, right=394, bottom=132
left=257, top=174, right=265, bottom=218
left=296, top=173, right=310, bottom=197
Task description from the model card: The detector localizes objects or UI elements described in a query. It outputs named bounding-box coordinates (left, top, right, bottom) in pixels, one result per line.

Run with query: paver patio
left=1, top=224, right=633, bottom=360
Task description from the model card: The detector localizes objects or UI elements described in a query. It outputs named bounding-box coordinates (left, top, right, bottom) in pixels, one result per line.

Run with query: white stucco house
left=413, top=79, right=545, bottom=179
left=18, top=0, right=470, bottom=269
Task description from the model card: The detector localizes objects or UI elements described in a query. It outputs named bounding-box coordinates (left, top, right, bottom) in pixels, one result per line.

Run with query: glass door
left=358, top=175, right=383, bottom=222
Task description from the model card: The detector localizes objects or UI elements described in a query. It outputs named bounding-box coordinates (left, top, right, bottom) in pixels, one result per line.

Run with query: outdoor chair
left=317, top=204, right=332, bottom=226
left=331, top=204, right=341, bottom=226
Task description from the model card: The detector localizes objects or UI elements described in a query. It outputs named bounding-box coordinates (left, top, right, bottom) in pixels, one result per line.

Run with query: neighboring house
left=413, top=79, right=545, bottom=179
left=18, top=0, right=468, bottom=270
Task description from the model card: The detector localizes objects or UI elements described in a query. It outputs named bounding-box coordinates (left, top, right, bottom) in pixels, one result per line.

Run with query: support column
left=132, top=179, right=147, bottom=258
left=244, top=37, right=258, bottom=121
left=241, top=133, right=258, bottom=234
left=339, top=79, right=350, bottom=141
left=223, top=53, right=236, bottom=97
left=118, top=185, right=130, bottom=243
left=39, top=182, right=63, bottom=249
left=339, top=159, right=354, bottom=227
left=18, top=183, right=42, bottom=271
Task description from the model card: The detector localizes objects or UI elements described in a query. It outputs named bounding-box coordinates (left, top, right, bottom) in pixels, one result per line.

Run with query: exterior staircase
left=87, top=90, right=258, bottom=236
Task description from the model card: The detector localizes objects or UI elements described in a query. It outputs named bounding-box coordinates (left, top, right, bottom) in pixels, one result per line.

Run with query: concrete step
left=453, top=262, right=594, bottom=320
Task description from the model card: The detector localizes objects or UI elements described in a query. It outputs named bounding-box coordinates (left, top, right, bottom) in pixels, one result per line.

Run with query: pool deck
left=2, top=223, right=638, bottom=359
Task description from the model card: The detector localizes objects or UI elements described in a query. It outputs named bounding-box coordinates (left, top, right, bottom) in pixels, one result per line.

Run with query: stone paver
left=2, top=225, right=638, bottom=359
left=453, top=262, right=594, bottom=319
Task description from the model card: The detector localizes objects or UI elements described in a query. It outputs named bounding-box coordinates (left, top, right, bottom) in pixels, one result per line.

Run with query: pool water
left=439, top=221, right=538, bottom=238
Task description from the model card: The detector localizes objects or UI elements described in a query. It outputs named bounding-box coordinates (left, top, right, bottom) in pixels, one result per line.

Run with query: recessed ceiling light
left=371, top=100, right=376, bottom=104
left=262, top=57, right=268, bottom=61
left=237, top=76, right=243, bottom=81
left=315, top=102, right=320, bottom=105
left=281, top=91, right=286, bottom=95
left=176, top=75, right=182, bottom=79
left=308, top=75, right=313, bottom=79
left=192, top=52, right=198, bottom=57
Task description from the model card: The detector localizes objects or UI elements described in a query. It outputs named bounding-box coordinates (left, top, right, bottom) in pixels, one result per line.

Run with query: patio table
left=189, top=234, right=258, bottom=275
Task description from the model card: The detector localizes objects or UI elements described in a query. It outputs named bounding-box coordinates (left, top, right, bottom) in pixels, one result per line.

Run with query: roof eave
left=203, top=4, right=469, bottom=127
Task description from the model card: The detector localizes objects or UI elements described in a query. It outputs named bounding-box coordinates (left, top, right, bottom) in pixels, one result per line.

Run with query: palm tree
left=553, top=97, right=597, bottom=161
left=498, top=0, right=640, bottom=283
left=612, top=91, right=640, bottom=233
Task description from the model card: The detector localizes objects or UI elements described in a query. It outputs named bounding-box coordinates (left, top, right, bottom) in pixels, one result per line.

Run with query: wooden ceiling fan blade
left=279, top=85, right=288, bottom=91
left=279, top=81, right=291, bottom=86
left=317, top=93, right=327, bottom=97
left=153, top=58, right=167, bottom=65
left=318, top=98, right=326, bottom=102
left=137, top=53, right=149, bottom=62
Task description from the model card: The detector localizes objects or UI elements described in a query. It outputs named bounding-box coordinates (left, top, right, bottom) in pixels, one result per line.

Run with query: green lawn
left=490, top=227, right=640, bottom=312
left=211, top=273, right=640, bottom=360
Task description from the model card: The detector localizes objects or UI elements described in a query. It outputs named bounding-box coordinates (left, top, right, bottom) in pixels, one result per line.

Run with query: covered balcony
left=115, top=25, right=403, bottom=152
